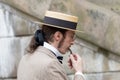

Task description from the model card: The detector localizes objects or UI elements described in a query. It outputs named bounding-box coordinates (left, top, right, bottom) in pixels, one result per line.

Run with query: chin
left=59, top=48, right=68, bottom=54
left=60, top=51, right=66, bottom=54
left=59, top=50, right=66, bottom=54
left=63, top=52, right=66, bottom=54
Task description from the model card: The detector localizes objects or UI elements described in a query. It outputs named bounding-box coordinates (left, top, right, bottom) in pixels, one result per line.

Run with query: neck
left=48, top=41, right=59, bottom=50
left=44, top=42, right=62, bottom=57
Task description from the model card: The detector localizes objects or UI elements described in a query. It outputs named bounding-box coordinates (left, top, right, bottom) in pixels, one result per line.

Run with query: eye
left=70, top=35, right=76, bottom=40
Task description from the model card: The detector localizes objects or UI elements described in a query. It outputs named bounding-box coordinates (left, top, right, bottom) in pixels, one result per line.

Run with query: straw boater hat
left=35, top=11, right=83, bottom=32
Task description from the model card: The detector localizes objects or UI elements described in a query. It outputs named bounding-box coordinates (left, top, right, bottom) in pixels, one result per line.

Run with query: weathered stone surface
left=72, top=0, right=120, bottom=55
left=68, top=72, right=120, bottom=80
left=86, top=0, right=120, bottom=15
left=0, top=36, right=31, bottom=77
left=0, top=3, right=39, bottom=37
left=63, top=38, right=120, bottom=74
left=0, top=79, right=16, bottom=80
left=0, top=0, right=51, bottom=19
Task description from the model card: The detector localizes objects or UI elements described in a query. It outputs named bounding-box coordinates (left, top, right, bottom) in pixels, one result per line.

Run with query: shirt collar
left=43, top=42, right=62, bottom=57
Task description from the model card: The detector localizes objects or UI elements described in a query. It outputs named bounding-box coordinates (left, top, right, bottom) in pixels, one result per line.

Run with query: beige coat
left=17, top=46, right=83, bottom=80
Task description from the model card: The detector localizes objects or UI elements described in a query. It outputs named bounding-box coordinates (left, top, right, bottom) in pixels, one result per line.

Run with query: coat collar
left=36, top=46, right=57, bottom=59
left=36, top=46, right=63, bottom=64
left=43, top=42, right=62, bottom=57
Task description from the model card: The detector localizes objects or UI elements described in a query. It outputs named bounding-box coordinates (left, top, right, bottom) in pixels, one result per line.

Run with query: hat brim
left=34, top=21, right=84, bottom=33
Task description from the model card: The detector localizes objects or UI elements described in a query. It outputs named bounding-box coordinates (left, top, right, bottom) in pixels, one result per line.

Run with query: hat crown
left=45, top=11, right=78, bottom=23
left=43, top=11, right=78, bottom=31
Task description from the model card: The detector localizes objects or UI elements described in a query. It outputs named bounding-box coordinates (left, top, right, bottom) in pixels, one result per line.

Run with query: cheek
left=65, top=38, right=72, bottom=44
left=60, top=37, right=72, bottom=48
left=63, top=39, right=71, bottom=47
left=60, top=39, right=68, bottom=48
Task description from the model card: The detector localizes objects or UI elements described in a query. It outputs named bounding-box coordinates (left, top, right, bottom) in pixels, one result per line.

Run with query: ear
left=54, top=31, right=63, bottom=41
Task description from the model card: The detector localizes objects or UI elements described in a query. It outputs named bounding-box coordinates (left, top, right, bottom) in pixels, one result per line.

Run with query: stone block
left=68, top=72, right=120, bottom=80
left=0, top=36, right=31, bottom=77
left=72, top=0, right=120, bottom=55
left=0, top=0, right=51, bottom=19
left=63, top=38, right=120, bottom=74
left=86, top=0, right=120, bottom=15
left=0, top=3, right=39, bottom=37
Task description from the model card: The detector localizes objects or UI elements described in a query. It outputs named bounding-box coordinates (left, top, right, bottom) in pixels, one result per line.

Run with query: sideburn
left=58, top=34, right=66, bottom=48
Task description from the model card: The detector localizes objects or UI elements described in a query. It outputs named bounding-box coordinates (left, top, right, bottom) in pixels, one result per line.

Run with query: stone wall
left=0, top=2, right=38, bottom=78
left=0, top=0, right=120, bottom=80
left=86, top=0, right=120, bottom=14
left=1, top=0, right=120, bottom=56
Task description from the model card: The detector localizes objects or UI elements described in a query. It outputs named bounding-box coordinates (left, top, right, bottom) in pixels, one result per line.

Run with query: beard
left=57, top=37, right=67, bottom=54
left=58, top=37, right=64, bottom=48
left=58, top=38, right=70, bottom=54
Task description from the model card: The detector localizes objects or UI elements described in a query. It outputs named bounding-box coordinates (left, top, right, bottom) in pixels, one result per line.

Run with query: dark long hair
left=27, top=25, right=67, bottom=53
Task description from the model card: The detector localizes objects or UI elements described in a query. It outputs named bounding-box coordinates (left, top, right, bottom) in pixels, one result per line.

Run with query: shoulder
left=19, top=46, right=57, bottom=67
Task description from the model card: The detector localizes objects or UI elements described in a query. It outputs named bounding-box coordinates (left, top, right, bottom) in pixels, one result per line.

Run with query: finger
left=70, top=54, right=75, bottom=63
left=73, top=54, right=81, bottom=61
left=73, top=54, right=80, bottom=58
left=68, top=62, right=72, bottom=68
left=68, top=59, right=73, bottom=67
left=68, top=58, right=71, bottom=63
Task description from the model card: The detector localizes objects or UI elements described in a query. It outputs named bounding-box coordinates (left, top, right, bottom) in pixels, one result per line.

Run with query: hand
left=68, top=54, right=83, bottom=73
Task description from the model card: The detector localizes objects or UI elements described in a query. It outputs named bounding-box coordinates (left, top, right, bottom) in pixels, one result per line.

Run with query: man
left=17, top=11, right=85, bottom=80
